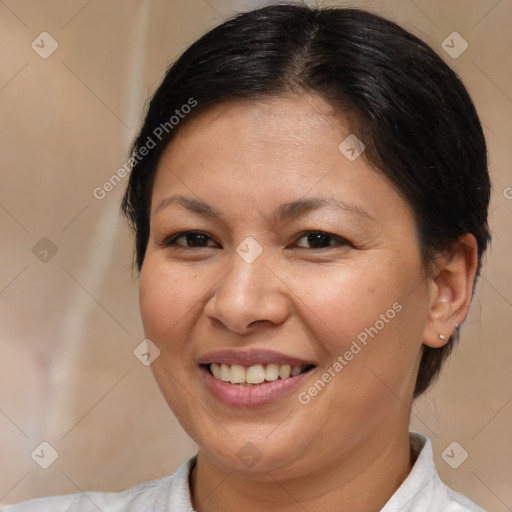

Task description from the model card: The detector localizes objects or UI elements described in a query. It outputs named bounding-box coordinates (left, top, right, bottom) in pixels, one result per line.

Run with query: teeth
left=219, top=363, right=230, bottom=382
left=245, top=364, right=265, bottom=384
left=265, top=363, right=279, bottom=381
left=279, top=365, right=291, bottom=379
left=290, top=365, right=302, bottom=377
left=208, top=363, right=310, bottom=384
left=229, top=364, right=246, bottom=384
left=211, top=363, right=221, bottom=379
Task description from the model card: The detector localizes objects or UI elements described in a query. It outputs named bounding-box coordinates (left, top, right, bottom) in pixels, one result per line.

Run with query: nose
left=203, top=251, right=290, bottom=335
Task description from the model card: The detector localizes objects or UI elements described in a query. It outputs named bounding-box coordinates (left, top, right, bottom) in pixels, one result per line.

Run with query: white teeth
left=278, top=364, right=291, bottom=379
left=208, top=362, right=311, bottom=384
left=211, top=363, right=221, bottom=379
left=265, top=363, right=279, bottom=381
left=246, top=364, right=265, bottom=384
left=219, top=363, right=230, bottom=382
left=229, top=364, right=246, bottom=384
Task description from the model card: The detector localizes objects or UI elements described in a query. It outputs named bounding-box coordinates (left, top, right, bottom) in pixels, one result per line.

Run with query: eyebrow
left=154, top=194, right=374, bottom=223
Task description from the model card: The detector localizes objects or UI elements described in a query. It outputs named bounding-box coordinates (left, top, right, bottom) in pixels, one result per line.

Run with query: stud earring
left=439, top=333, right=446, bottom=341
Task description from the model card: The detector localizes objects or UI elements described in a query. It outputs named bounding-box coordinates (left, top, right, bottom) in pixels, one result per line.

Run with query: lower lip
left=199, top=365, right=316, bottom=407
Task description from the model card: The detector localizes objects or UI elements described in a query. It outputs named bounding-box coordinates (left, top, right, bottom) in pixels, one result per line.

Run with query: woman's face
left=139, top=95, right=432, bottom=479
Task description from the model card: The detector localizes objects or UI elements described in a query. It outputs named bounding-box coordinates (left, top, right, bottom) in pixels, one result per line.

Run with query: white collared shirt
left=1, top=433, right=485, bottom=511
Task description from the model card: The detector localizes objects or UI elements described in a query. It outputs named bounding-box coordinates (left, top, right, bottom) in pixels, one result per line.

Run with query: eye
left=164, top=231, right=219, bottom=248
left=293, top=230, right=350, bottom=249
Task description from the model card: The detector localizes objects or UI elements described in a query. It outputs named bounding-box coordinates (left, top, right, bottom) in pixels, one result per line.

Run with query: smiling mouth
left=202, top=363, right=316, bottom=386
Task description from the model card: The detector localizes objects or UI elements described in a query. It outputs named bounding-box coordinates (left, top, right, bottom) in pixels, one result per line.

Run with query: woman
left=3, top=4, right=490, bottom=511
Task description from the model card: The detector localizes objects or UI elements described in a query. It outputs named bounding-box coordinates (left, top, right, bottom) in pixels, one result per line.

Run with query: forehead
left=154, top=95, right=357, bottom=185
left=150, top=95, right=411, bottom=225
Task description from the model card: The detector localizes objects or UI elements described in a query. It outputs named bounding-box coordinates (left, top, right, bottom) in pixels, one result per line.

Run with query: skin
left=139, top=94, right=477, bottom=512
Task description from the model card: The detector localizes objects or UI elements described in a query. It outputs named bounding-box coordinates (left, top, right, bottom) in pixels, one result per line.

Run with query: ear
left=423, top=234, right=479, bottom=348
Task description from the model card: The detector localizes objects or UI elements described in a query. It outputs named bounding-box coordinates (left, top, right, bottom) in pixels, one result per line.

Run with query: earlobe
left=423, top=234, right=478, bottom=348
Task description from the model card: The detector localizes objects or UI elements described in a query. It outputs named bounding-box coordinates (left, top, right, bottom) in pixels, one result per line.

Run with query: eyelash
left=162, top=230, right=351, bottom=250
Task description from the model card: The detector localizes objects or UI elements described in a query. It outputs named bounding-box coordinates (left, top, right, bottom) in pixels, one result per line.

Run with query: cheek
left=289, top=262, right=425, bottom=438
left=286, top=261, right=403, bottom=351
left=139, top=257, right=200, bottom=342
left=287, top=256, right=427, bottom=399
left=138, top=258, right=203, bottom=420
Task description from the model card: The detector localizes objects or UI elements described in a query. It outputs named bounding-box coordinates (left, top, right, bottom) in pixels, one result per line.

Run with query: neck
left=190, top=427, right=412, bottom=512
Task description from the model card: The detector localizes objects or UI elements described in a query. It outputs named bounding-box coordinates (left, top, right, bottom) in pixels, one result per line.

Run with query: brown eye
left=166, top=231, right=219, bottom=248
left=294, top=231, right=349, bottom=249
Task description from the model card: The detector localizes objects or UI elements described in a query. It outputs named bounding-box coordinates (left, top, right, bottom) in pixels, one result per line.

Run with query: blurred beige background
left=0, top=0, right=510, bottom=509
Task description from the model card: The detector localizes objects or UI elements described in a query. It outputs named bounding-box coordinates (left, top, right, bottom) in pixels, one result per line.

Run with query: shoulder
left=0, top=476, right=174, bottom=512
left=0, top=455, right=197, bottom=512
left=443, top=487, right=487, bottom=512
left=381, top=433, right=485, bottom=512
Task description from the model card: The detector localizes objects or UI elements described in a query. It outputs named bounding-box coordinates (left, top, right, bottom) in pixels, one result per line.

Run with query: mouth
left=198, top=356, right=317, bottom=407
left=197, top=349, right=318, bottom=406
left=201, top=362, right=316, bottom=386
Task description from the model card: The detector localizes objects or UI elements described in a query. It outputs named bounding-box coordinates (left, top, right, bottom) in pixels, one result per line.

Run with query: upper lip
left=197, top=349, right=316, bottom=367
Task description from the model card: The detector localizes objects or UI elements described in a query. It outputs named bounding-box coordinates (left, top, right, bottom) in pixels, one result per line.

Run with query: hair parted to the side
left=121, top=4, right=491, bottom=398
